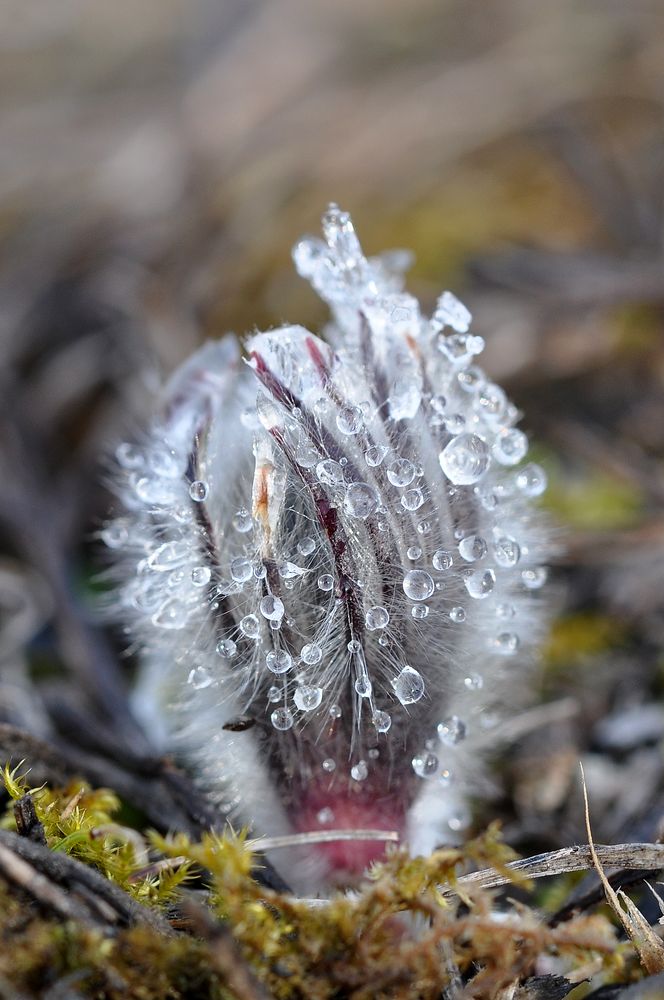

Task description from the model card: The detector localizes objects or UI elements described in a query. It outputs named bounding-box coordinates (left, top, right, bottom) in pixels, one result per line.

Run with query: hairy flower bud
left=104, top=205, right=551, bottom=891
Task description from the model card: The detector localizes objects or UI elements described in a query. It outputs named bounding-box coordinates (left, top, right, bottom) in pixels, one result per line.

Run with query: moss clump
left=0, top=765, right=629, bottom=999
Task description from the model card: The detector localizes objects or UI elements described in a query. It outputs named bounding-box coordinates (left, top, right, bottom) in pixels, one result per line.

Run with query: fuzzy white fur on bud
left=104, top=205, right=551, bottom=891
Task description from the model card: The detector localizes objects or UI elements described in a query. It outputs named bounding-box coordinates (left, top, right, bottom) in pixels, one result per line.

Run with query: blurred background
left=1, top=0, right=664, bottom=857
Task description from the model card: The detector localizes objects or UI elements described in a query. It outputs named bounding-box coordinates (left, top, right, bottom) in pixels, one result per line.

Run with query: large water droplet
left=271, top=707, right=294, bottom=731
left=401, top=488, right=424, bottom=511
left=298, top=536, right=316, bottom=556
left=188, top=665, right=214, bottom=689
left=387, top=458, right=416, bottom=487
left=365, top=445, right=388, bottom=467
left=492, top=632, right=520, bottom=655
left=412, top=752, right=440, bottom=778
left=516, top=463, right=547, bottom=497
left=464, top=568, right=496, bottom=599
left=300, top=643, right=323, bottom=665
left=344, top=482, right=379, bottom=519
left=439, top=433, right=490, bottom=485
left=316, top=459, right=345, bottom=486
left=151, top=600, right=190, bottom=630
left=402, top=570, right=434, bottom=602
left=232, top=508, right=253, bottom=533
left=372, top=710, right=392, bottom=733
left=216, top=638, right=237, bottom=659
left=493, top=428, right=528, bottom=466
left=458, top=535, right=487, bottom=562
left=191, top=566, right=211, bottom=587
left=437, top=715, right=467, bottom=746
left=260, top=595, right=285, bottom=621
left=189, top=481, right=209, bottom=502
left=365, top=605, right=389, bottom=630
left=240, top=614, right=260, bottom=638
left=432, top=549, right=453, bottom=571
left=336, top=405, right=363, bottom=435
left=266, top=650, right=292, bottom=674
left=522, top=566, right=547, bottom=590
left=294, top=685, right=323, bottom=712
left=492, top=535, right=521, bottom=568
left=392, top=665, right=425, bottom=705
left=317, top=574, right=334, bottom=591
left=350, top=760, right=368, bottom=781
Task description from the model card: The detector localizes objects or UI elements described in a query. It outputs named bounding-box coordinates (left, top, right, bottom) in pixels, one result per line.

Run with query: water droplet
left=412, top=752, right=439, bottom=778
left=516, top=463, right=547, bottom=497
left=260, top=595, right=285, bottom=621
left=336, top=405, right=364, bottom=435
left=329, top=704, right=342, bottom=719
left=457, top=365, right=485, bottom=393
left=278, top=560, right=306, bottom=579
left=493, top=536, right=521, bottom=568
left=365, top=605, right=389, bottom=630
left=437, top=716, right=467, bottom=746
left=458, top=535, right=487, bottom=562
left=449, top=606, right=466, bottom=623
left=464, top=673, right=484, bottom=690
left=232, top=508, right=253, bottom=533
left=322, top=758, right=336, bottom=772
left=407, top=546, right=422, bottom=561
left=476, top=383, right=507, bottom=422
left=317, top=807, right=335, bottom=825
left=403, top=570, right=434, bottom=602
left=522, top=566, right=547, bottom=590
left=354, top=676, right=372, bottom=698
left=271, top=707, right=294, bottom=731
left=317, top=574, right=334, bottom=592
left=493, top=632, right=520, bottom=655
left=350, top=761, right=368, bottom=782
left=493, top=428, right=528, bottom=466
left=416, top=519, right=432, bottom=535
left=372, top=710, right=392, bottom=733
left=411, top=604, right=429, bottom=620
left=344, top=482, right=379, bottom=519
left=301, top=643, right=323, bottom=665
left=433, top=291, right=472, bottom=333
left=191, top=566, right=212, bottom=587
left=387, top=458, right=415, bottom=487
left=266, top=650, right=292, bottom=674
left=188, top=665, right=214, bottom=689
left=448, top=810, right=471, bottom=832
left=216, top=638, right=237, bottom=659
left=267, top=686, right=281, bottom=703
left=298, top=536, right=316, bottom=556
left=294, top=685, right=323, bottom=712
left=432, top=550, right=453, bottom=571
left=444, top=413, right=466, bottom=435
left=116, top=442, right=144, bottom=469
left=401, top=488, right=424, bottom=511
left=392, top=665, right=425, bottom=705
left=439, top=433, right=490, bottom=485
left=316, top=459, right=345, bottom=487
left=152, top=600, right=190, bottom=630
left=240, top=614, right=260, bottom=638
left=464, top=568, right=496, bottom=599
left=496, top=602, right=515, bottom=620
left=189, top=480, right=209, bottom=502
left=295, top=441, right=319, bottom=468
left=365, top=445, right=388, bottom=467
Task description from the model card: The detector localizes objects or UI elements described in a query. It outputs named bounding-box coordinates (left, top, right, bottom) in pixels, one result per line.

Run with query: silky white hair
left=103, top=205, right=552, bottom=891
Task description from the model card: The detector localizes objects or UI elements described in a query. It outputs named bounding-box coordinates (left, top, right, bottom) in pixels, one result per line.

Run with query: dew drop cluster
left=105, top=204, right=550, bottom=799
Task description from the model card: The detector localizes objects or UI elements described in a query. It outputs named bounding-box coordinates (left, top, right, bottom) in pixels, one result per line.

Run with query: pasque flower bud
left=104, top=205, right=551, bottom=890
